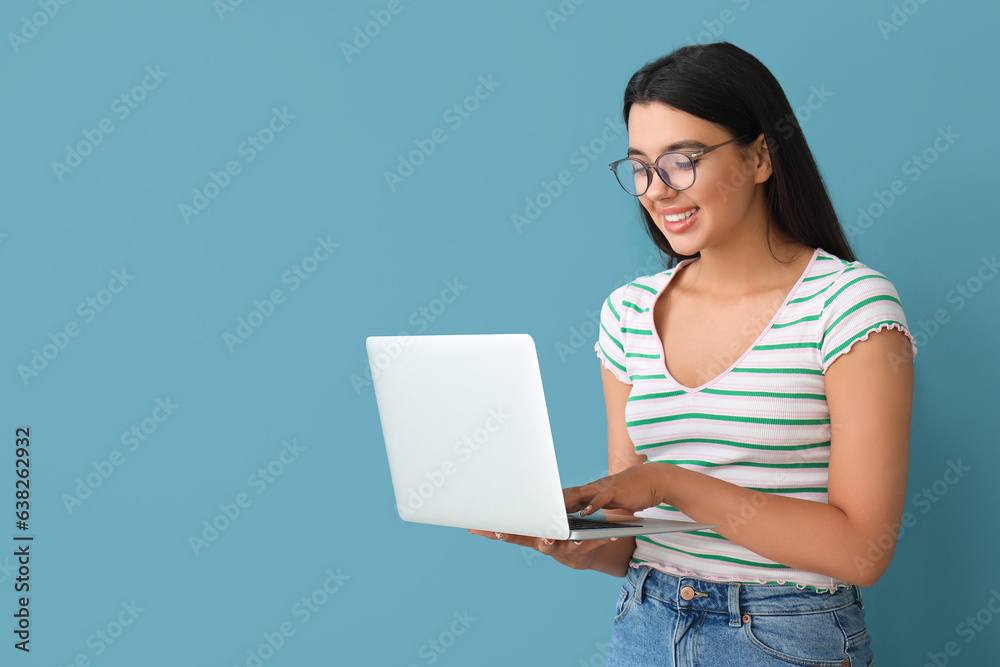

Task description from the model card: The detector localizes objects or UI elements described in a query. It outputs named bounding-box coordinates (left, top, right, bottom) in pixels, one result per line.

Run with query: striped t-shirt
left=594, top=247, right=916, bottom=591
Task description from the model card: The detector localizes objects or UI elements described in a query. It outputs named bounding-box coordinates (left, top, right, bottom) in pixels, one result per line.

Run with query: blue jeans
left=608, top=565, right=873, bottom=666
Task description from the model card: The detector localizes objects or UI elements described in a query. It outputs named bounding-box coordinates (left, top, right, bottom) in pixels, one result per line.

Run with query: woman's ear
left=752, top=134, right=773, bottom=184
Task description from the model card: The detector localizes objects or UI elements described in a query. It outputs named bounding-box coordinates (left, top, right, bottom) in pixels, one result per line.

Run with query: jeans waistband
left=625, top=565, right=862, bottom=629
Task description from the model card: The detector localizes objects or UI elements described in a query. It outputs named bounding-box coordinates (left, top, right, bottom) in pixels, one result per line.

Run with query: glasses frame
left=608, top=134, right=750, bottom=196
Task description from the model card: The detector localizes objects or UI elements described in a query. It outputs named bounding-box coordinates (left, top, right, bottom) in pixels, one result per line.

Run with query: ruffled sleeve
left=594, top=283, right=631, bottom=384
left=819, top=265, right=917, bottom=372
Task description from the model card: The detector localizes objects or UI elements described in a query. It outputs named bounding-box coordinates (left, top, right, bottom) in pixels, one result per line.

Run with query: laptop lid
left=367, top=333, right=575, bottom=539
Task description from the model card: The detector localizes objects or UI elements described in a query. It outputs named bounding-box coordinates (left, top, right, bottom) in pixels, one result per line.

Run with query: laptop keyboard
left=567, top=516, right=641, bottom=530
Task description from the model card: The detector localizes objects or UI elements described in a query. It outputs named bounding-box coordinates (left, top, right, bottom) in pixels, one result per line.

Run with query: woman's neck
left=682, top=232, right=813, bottom=299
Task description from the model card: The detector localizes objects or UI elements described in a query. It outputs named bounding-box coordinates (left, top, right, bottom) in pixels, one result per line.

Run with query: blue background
left=3, top=0, right=998, bottom=665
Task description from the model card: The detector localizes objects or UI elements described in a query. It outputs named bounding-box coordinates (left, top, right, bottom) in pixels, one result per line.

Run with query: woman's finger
left=467, top=528, right=500, bottom=540
left=564, top=483, right=606, bottom=512
left=466, top=529, right=544, bottom=549
left=467, top=529, right=616, bottom=555
left=578, top=485, right=620, bottom=515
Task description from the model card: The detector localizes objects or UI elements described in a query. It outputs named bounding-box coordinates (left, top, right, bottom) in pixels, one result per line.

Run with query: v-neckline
left=649, top=248, right=820, bottom=393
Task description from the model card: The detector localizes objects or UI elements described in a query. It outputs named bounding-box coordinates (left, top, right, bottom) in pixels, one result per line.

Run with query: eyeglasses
left=608, top=135, right=748, bottom=196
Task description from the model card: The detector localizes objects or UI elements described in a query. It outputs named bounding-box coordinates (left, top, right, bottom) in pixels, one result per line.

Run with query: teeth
left=663, top=208, right=698, bottom=223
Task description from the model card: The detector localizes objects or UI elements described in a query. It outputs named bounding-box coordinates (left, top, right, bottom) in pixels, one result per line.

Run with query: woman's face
left=626, top=103, right=770, bottom=258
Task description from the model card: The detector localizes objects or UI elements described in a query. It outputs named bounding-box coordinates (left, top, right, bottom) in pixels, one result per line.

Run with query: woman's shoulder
left=810, top=248, right=902, bottom=300
left=811, top=248, right=915, bottom=369
left=605, top=262, right=686, bottom=301
left=601, top=267, right=677, bottom=316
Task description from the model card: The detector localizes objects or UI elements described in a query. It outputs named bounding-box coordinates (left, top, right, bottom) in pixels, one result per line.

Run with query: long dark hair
left=622, top=42, right=855, bottom=264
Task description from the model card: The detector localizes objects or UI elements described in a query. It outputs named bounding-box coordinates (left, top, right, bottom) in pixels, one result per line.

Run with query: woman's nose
left=644, top=170, right=680, bottom=201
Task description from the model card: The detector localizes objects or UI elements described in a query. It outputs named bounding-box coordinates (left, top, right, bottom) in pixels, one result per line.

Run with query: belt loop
left=855, top=585, right=864, bottom=609
left=728, top=583, right=742, bottom=627
left=634, top=565, right=652, bottom=605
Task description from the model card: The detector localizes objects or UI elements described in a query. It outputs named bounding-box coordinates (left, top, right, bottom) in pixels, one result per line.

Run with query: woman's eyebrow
left=627, top=140, right=707, bottom=156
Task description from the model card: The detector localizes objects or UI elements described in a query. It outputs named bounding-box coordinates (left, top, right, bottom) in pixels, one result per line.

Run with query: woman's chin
left=661, top=235, right=701, bottom=258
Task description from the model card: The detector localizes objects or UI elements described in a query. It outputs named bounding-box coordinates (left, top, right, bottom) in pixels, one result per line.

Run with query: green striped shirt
left=595, top=247, right=915, bottom=591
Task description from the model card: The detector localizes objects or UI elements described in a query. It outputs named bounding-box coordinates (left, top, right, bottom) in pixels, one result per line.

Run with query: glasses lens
left=613, top=159, right=647, bottom=196
left=656, top=153, right=695, bottom=190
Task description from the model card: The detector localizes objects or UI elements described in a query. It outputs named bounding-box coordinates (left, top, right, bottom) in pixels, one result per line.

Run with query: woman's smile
left=657, top=205, right=700, bottom=233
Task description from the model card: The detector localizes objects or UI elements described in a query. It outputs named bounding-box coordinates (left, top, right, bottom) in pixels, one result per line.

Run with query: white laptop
left=366, top=333, right=716, bottom=540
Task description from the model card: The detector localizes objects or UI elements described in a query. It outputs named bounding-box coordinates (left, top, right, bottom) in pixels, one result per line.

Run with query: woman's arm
left=572, top=365, right=647, bottom=577
left=568, top=327, right=914, bottom=587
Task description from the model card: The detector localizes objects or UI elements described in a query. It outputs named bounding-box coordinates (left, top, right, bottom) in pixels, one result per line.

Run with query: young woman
left=473, top=42, right=915, bottom=665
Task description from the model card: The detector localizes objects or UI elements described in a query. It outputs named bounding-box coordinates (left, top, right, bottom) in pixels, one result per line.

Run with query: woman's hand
left=465, top=462, right=670, bottom=574
left=564, top=462, right=669, bottom=516
left=466, top=529, right=620, bottom=570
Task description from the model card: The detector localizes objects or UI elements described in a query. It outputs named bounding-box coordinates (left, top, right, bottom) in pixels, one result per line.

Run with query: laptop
left=366, top=333, right=717, bottom=540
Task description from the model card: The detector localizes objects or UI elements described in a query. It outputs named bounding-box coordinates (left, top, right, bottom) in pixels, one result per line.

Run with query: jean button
left=680, top=586, right=695, bottom=600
